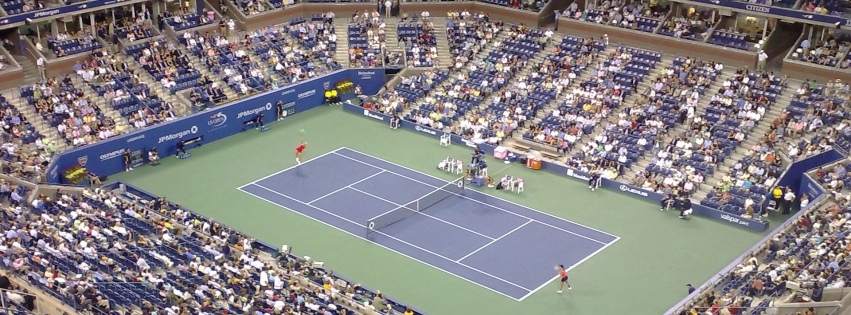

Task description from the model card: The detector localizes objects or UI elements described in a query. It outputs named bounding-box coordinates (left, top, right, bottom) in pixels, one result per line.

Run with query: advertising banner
left=342, top=104, right=770, bottom=231
left=684, top=0, right=851, bottom=28
left=46, top=69, right=384, bottom=183
left=799, top=174, right=825, bottom=206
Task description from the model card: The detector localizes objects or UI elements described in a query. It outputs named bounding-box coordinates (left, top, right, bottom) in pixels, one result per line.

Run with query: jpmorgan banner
left=46, top=69, right=384, bottom=183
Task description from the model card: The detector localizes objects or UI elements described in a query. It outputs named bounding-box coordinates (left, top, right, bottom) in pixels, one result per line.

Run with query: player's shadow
left=293, top=165, right=306, bottom=179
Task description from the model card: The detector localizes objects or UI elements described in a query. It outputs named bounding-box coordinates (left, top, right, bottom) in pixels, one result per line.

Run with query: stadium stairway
left=443, top=32, right=554, bottom=139
left=68, top=75, right=132, bottom=133
left=7, top=55, right=69, bottom=152
left=383, top=19, right=405, bottom=67
left=501, top=33, right=602, bottom=154
left=431, top=17, right=452, bottom=68
left=393, top=29, right=511, bottom=120
left=119, top=54, right=190, bottom=117
left=333, top=18, right=351, bottom=65
left=3, top=86, right=69, bottom=153
left=691, top=79, right=798, bottom=201
left=180, top=48, right=239, bottom=102
left=621, top=65, right=736, bottom=192
left=14, top=55, right=41, bottom=83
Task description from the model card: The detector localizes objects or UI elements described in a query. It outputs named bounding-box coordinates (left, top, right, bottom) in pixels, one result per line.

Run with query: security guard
left=771, top=186, right=783, bottom=210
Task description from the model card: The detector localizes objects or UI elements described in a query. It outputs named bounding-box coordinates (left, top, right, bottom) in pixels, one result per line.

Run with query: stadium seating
left=707, top=30, right=750, bottom=51
left=126, top=39, right=201, bottom=94
left=0, top=94, right=40, bottom=145
left=0, top=183, right=431, bottom=315
left=166, top=13, right=215, bottom=32
left=182, top=32, right=267, bottom=95
left=47, top=35, right=103, bottom=58
left=700, top=71, right=788, bottom=214
left=398, top=19, right=439, bottom=67
left=244, top=23, right=326, bottom=84
left=19, top=79, right=108, bottom=147
left=289, top=15, right=339, bottom=69
left=445, top=11, right=504, bottom=63
left=580, top=8, right=663, bottom=33
left=347, top=20, right=385, bottom=68
left=790, top=35, right=851, bottom=68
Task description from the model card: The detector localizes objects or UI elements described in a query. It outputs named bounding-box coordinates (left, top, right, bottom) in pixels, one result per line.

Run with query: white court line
left=306, top=171, right=386, bottom=204
left=333, top=150, right=610, bottom=245
left=236, top=148, right=344, bottom=190
left=240, top=183, right=533, bottom=298
left=348, top=187, right=496, bottom=241
left=517, top=235, right=622, bottom=301
left=456, top=220, right=533, bottom=263
left=338, top=147, right=619, bottom=241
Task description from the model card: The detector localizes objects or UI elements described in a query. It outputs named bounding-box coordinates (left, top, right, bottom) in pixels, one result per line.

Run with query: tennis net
left=366, top=177, right=465, bottom=236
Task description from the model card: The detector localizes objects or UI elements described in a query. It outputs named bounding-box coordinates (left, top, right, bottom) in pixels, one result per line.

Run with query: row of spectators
left=622, top=58, right=723, bottom=196
left=184, top=31, right=267, bottom=96
left=131, top=39, right=200, bottom=94
left=684, top=160, right=851, bottom=314
left=785, top=79, right=850, bottom=160
left=243, top=23, right=332, bottom=84
left=347, top=13, right=385, bottom=68
left=289, top=16, right=338, bottom=71
left=1, top=182, right=422, bottom=315
left=793, top=33, right=851, bottom=69
left=22, top=75, right=119, bottom=147
left=700, top=70, right=788, bottom=216
left=447, top=24, right=545, bottom=145
left=398, top=13, right=439, bottom=67
left=446, top=10, right=503, bottom=63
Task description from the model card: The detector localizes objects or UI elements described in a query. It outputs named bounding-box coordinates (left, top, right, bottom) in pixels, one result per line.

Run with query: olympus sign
left=619, top=185, right=649, bottom=197
left=297, top=90, right=316, bottom=99
left=99, top=149, right=125, bottom=161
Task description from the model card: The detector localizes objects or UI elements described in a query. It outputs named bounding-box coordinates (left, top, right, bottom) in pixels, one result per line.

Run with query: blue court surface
left=238, top=147, right=619, bottom=300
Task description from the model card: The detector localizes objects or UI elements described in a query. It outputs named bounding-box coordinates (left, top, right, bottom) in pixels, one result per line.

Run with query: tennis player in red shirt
left=295, top=141, right=307, bottom=164
left=557, top=265, right=572, bottom=293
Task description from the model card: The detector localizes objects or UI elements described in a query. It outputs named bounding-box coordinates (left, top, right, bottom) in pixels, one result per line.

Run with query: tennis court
left=238, top=147, right=619, bottom=300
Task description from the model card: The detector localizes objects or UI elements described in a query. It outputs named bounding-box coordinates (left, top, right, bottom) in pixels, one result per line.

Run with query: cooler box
left=527, top=158, right=542, bottom=170
left=493, top=146, right=508, bottom=159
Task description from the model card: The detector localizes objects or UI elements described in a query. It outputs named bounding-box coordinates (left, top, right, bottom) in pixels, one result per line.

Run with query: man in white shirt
left=757, top=50, right=768, bottom=71
left=37, top=57, right=45, bottom=80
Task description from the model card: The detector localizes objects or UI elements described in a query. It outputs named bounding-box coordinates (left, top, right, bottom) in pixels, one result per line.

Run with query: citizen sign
left=745, top=4, right=770, bottom=12
left=619, top=185, right=649, bottom=197
left=414, top=125, right=437, bottom=136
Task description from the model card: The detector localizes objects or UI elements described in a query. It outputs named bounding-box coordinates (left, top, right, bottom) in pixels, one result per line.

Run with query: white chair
left=455, top=160, right=463, bottom=175
left=440, top=133, right=451, bottom=147
left=480, top=167, right=488, bottom=177
left=516, top=179, right=524, bottom=193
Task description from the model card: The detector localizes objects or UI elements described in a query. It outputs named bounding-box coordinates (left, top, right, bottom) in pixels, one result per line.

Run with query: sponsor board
left=297, top=89, right=316, bottom=99
left=414, top=125, right=438, bottom=136
left=619, top=184, right=649, bottom=197
left=363, top=109, right=385, bottom=121
left=126, top=134, right=145, bottom=143
left=208, top=112, right=227, bottom=127
left=565, top=169, right=590, bottom=181
left=99, top=148, right=125, bottom=161
left=158, top=126, right=198, bottom=143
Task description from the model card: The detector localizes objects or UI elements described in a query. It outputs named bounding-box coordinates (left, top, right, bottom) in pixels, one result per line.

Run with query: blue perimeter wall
left=45, top=68, right=385, bottom=183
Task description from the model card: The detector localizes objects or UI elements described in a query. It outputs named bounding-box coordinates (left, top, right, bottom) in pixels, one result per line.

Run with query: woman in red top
left=557, top=265, right=571, bottom=293
left=296, top=141, right=307, bottom=164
